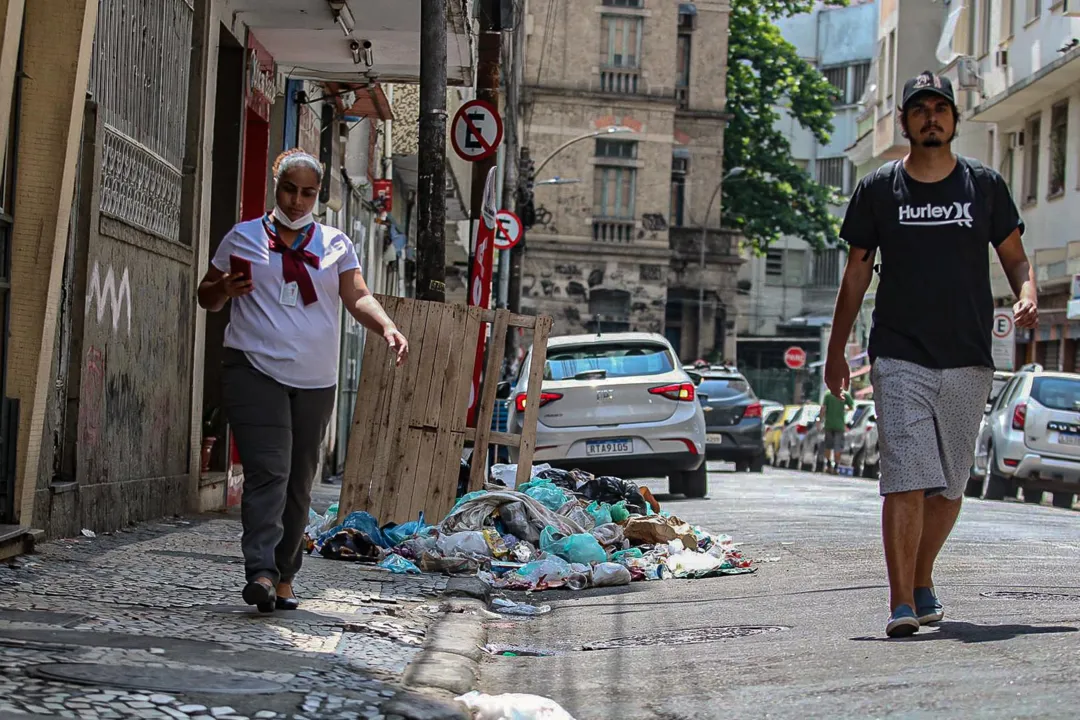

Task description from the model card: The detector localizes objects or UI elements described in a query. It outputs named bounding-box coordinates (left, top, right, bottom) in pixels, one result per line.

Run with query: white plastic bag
left=456, top=691, right=576, bottom=720
left=590, top=562, right=632, bottom=587
left=436, top=531, right=492, bottom=557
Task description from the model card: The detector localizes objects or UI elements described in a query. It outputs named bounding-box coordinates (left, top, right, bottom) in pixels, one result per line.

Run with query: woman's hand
left=221, top=272, right=253, bottom=299
left=385, top=326, right=409, bottom=366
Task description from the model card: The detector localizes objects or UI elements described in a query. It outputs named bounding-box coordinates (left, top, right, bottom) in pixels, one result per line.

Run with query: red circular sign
left=450, top=99, right=503, bottom=162
left=784, top=346, right=807, bottom=370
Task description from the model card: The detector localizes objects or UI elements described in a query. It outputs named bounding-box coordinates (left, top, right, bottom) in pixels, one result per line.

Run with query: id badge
left=279, top=281, right=299, bottom=307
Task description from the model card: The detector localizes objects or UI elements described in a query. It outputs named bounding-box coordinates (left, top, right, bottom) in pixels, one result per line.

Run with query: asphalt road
left=480, top=465, right=1080, bottom=720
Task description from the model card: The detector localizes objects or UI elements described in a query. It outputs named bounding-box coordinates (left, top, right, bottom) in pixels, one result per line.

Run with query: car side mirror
left=496, top=381, right=512, bottom=400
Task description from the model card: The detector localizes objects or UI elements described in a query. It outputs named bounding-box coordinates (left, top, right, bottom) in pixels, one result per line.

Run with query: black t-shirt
left=840, top=156, right=1023, bottom=370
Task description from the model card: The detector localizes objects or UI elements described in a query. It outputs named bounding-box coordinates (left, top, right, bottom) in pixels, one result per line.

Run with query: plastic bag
left=498, top=501, right=539, bottom=545
left=590, top=562, right=632, bottom=587
left=437, top=531, right=492, bottom=557
left=514, top=555, right=572, bottom=587
left=378, top=554, right=421, bottom=574
left=456, top=691, right=576, bottom=720
left=453, top=490, right=489, bottom=512
left=539, top=526, right=607, bottom=565
left=586, top=501, right=613, bottom=526
left=383, top=511, right=428, bottom=546
left=316, top=511, right=391, bottom=551
left=558, top=500, right=595, bottom=532
left=524, top=482, right=570, bottom=512
left=612, top=547, right=643, bottom=561
left=609, top=500, right=630, bottom=524
left=590, top=523, right=624, bottom=549
left=533, top=467, right=578, bottom=492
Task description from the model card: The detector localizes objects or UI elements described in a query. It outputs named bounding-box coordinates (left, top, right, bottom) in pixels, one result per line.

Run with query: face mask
left=272, top=205, right=314, bottom=231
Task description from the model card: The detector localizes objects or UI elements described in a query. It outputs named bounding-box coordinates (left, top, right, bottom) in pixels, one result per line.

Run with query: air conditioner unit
left=995, top=48, right=1008, bottom=67
left=1064, top=0, right=1080, bottom=17
left=1009, top=131, right=1025, bottom=149
left=956, top=56, right=982, bottom=91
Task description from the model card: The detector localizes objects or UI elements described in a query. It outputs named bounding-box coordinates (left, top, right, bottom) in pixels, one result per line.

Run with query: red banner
left=468, top=168, right=499, bottom=426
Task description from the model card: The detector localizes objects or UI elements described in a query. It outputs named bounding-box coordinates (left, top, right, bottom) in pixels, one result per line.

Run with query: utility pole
left=469, top=1, right=501, bottom=295
left=505, top=12, right=527, bottom=366
left=497, top=17, right=519, bottom=311
left=416, top=0, right=448, bottom=302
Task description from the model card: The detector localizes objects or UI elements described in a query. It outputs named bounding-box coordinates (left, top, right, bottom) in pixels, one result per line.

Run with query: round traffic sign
left=992, top=311, right=1014, bottom=339
left=783, top=346, right=807, bottom=370
left=451, top=99, right=503, bottom=162
left=493, top=210, right=523, bottom=250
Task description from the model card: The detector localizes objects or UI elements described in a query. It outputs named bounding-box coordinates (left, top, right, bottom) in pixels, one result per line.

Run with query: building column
left=8, top=0, right=98, bottom=524
left=0, top=0, right=25, bottom=162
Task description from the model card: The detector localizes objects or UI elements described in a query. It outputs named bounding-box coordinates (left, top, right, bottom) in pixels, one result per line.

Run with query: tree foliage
left=723, top=0, right=849, bottom=252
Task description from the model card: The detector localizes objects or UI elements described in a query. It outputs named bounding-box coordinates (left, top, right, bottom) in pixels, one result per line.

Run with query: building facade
left=520, top=0, right=736, bottom=361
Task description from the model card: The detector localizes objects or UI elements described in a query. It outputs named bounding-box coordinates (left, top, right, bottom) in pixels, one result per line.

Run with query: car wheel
left=1051, top=492, right=1075, bottom=509
left=750, top=454, right=765, bottom=473
left=668, top=473, right=685, bottom=496
left=735, top=459, right=750, bottom=473
left=983, top=447, right=1010, bottom=501
left=1023, top=487, right=1043, bottom=504
left=964, top=476, right=983, bottom=498
left=681, top=464, right=708, bottom=499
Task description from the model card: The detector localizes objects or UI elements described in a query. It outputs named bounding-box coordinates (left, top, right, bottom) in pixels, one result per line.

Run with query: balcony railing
left=600, top=67, right=640, bottom=94
left=592, top=219, right=636, bottom=243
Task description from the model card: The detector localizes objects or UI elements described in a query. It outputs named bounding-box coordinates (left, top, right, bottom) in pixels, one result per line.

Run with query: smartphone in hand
left=229, top=254, right=252, bottom=282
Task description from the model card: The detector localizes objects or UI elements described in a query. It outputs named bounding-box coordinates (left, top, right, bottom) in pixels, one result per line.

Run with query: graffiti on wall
left=86, top=262, right=132, bottom=335
left=79, top=346, right=104, bottom=450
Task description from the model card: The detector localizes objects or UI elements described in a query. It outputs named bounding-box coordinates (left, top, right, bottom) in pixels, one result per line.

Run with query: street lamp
left=698, top=166, right=746, bottom=360
left=535, top=177, right=582, bottom=186
left=533, top=126, right=634, bottom=179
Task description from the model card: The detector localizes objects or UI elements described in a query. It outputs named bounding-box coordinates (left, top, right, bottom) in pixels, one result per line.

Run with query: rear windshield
left=989, top=377, right=1011, bottom=404
left=1031, top=377, right=1080, bottom=412
left=544, top=343, right=675, bottom=380
left=848, top=404, right=871, bottom=427
left=698, top=377, right=757, bottom=401
left=763, top=408, right=784, bottom=426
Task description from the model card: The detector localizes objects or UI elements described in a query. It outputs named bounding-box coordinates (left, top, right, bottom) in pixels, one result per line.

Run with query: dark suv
left=695, top=367, right=766, bottom=472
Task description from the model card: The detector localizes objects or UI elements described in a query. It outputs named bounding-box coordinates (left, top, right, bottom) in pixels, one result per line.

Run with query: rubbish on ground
left=493, top=598, right=552, bottom=617
left=456, top=691, right=576, bottom=720
left=522, top=480, right=571, bottom=512
left=442, top=489, right=586, bottom=538
left=437, top=531, right=492, bottom=558
left=478, top=646, right=557, bottom=658
left=612, top=547, right=643, bottom=561
left=557, top=500, right=595, bottom=533
left=590, top=562, right=632, bottom=587
left=589, top=523, right=624, bottom=549
left=383, top=511, right=429, bottom=546
left=579, top=476, right=649, bottom=515
left=609, top=500, right=631, bottom=524
left=378, top=554, right=421, bottom=574
left=490, top=462, right=551, bottom=490
left=622, top=515, right=698, bottom=549
left=540, top=527, right=607, bottom=565
left=80, top=529, right=96, bottom=538
left=585, top=501, right=612, bottom=526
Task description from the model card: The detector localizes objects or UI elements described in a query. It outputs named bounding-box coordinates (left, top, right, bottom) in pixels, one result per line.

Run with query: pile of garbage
left=304, top=466, right=753, bottom=592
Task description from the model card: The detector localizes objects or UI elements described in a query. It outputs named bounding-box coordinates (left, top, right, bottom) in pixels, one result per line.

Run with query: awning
left=324, top=82, right=393, bottom=121
left=230, top=0, right=474, bottom=86
left=970, top=45, right=1080, bottom=123
left=678, top=3, right=698, bottom=15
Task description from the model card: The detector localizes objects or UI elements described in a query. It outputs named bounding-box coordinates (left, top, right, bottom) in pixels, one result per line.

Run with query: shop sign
left=372, top=179, right=392, bottom=212
left=246, top=34, right=276, bottom=122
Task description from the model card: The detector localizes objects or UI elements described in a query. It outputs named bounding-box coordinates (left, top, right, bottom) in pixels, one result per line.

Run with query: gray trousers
left=222, top=349, right=336, bottom=584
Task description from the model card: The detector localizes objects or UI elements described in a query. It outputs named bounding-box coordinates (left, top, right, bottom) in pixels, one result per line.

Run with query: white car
left=970, top=368, right=1080, bottom=508
left=506, top=332, right=708, bottom=497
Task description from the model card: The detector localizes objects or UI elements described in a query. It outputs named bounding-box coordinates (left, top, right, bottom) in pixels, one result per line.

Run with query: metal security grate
left=89, top=0, right=194, bottom=242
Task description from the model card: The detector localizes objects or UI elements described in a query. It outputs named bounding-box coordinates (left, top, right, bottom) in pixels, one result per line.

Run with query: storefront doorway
left=0, top=37, right=21, bottom=524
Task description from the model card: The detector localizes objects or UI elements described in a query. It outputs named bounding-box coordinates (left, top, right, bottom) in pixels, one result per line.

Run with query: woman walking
left=197, top=149, right=408, bottom=612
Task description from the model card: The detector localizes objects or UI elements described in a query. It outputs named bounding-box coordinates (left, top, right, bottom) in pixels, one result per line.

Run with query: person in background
left=822, top=389, right=854, bottom=475
left=197, top=148, right=409, bottom=612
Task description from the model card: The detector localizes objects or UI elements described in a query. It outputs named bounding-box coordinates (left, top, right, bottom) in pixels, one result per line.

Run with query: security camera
left=350, top=38, right=374, bottom=67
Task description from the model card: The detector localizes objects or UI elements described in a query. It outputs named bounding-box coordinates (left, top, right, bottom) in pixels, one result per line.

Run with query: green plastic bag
left=540, top=526, right=607, bottom=565
left=609, top=500, right=630, bottom=524
left=586, top=501, right=613, bottom=526
left=613, top=547, right=643, bottom=561
left=452, top=490, right=488, bottom=511
left=525, top=482, right=570, bottom=511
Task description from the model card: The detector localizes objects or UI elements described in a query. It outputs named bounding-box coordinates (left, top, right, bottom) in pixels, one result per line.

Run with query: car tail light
left=795, top=424, right=807, bottom=434
left=1012, top=403, right=1027, bottom=431
left=515, top=392, right=563, bottom=413
left=649, top=382, right=696, bottom=402
left=1004, top=458, right=1020, bottom=468
left=744, top=402, right=763, bottom=419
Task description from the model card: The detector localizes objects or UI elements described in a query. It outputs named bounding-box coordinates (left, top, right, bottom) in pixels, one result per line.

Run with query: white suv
left=971, top=368, right=1080, bottom=509
left=506, top=332, right=708, bottom=496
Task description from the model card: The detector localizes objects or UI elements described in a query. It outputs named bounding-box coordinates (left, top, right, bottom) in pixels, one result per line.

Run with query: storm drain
left=580, top=625, right=788, bottom=651
left=28, top=663, right=285, bottom=695
left=981, top=591, right=1080, bottom=602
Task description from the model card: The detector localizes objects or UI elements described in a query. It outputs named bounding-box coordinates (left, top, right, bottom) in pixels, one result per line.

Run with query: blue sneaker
left=915, top=586, right=944, bottom=625
left=886, top=604, right=920, bottom=638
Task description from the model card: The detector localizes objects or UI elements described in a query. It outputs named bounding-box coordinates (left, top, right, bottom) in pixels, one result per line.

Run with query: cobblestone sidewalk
left=0, top=514, right=459, bottom=720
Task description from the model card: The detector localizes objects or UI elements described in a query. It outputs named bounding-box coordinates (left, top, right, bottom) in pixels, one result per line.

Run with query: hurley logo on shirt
left=898, top=202, right=974, bottom=228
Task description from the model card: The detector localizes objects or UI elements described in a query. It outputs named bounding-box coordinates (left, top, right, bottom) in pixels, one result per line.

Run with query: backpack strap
left=957, top=155, right=996, bottom=203
left=860, top=160, right=900, bottom=273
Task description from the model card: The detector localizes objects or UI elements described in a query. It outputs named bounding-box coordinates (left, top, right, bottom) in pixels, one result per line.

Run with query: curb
left=397, top=581, right=494, bottom=719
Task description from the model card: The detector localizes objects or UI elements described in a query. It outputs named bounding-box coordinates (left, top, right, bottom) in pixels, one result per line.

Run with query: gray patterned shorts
left=871, top=358, right=994, bottom=500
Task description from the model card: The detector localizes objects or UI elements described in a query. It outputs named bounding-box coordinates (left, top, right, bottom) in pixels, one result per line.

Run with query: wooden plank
left=404, top=429, right=439, bottom=524
left=514, top=315, right=553, bottom=489
left=452, top=307, right=483, bottom=434
left=407, top=303, right=443, bottom=428
left=355, top=295, right=401, bottom=514
left=479, top=308, right=540, bottom=330
left=468, top=309, right=509, bottom=491
left=425, top=305, right=471, bottom=519
left=339, top=295, right=398, bottom=515
left=421, top=305, right=459, bottom=429
left=477, top=430, right=521, bottom=448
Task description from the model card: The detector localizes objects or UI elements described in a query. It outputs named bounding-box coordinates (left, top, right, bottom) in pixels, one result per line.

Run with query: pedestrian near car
left=822, top=390, right=853, bottom=475
left=824, top=72, right=1038, bottom=638
left=197, top=149, right=409, bottom=613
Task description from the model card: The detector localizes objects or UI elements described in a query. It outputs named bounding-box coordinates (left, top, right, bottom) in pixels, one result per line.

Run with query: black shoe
left=275, top=595, right=300, bottom=611
left=242, top=581, right=276, bottom=613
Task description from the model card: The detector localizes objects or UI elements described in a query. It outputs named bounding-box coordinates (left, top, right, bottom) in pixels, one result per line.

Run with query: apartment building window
left=1023, top=114, right=1041, bottom=204
left=600, top=15, right=643, bottom=93
left=1049, top=101, right=1068, bottom=197
left=852, top=62, right=871, bottom=103
left=1024, top=0, right=1040, bottom=24
left=816, top=157, right=845, bottom=191
left=884, top=31, right=896, bottom=110
left=670, top=156, right=688, bottom=227
left=676, top=33, right=692, bottom=109
left=765, top=249, right=806, bottom=287
left=603, top=0, right=643, bottom=6
left=812, top=248, right=842, bottom=288
left=594, top=139, right=637, bottom=242
left=823, top=67, right=848, bottom=106
left=979, top=0, right=992, bottom=56
left=1001, top=0, right=1015, bottom=40
left=765, top=250, right=784, bottom=281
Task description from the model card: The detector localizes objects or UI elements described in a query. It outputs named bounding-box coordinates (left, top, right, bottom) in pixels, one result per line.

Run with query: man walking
left=824, top=72, right=1038, bottom=638
left=821, top=389, right=853, bottom=474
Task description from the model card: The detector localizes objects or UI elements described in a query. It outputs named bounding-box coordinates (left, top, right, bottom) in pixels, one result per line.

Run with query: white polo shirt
left=211, top=218, right=361, bottom=389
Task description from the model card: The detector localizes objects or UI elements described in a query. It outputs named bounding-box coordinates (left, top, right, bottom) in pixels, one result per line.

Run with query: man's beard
left=921, top=136, right=945, bottom=148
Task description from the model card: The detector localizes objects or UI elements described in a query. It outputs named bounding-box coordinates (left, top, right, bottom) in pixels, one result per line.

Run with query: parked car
left=766, top=405, right=802, bottom=466
left=841, top=400, right=879, bottom=478
left=696, top=368, right=767, bottom=472
left=506, top=332, right=708, bottom=497
left=968, top=368, right=1080, bottom=508
left=966, top=370, right=1017, bottom=496
left=775, top=403, right=821, bottom=469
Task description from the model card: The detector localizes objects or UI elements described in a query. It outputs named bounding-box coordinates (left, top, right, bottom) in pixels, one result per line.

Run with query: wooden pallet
left=339, top=296, right=552, bottom=525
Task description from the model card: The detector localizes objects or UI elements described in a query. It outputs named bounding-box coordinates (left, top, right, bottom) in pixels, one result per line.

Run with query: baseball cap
left=901, top=71, right=956, bottom=110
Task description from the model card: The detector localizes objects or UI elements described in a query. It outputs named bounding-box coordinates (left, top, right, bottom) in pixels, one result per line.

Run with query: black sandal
left=242, top=580, right=276, bottom=613
left=275, top=583, right=299, bottom=611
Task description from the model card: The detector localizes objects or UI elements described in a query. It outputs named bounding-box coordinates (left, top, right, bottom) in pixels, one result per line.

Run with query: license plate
left=705, top=434, right=723, bottom=444
left=586, top=439, right=633, bottom=456
left=1058, top=433, right=1080, bottom=447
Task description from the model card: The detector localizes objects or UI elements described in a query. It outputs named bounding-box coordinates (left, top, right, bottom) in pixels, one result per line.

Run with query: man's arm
left=994, top=230, right=1038, bottom=329
left=824, top=251, right=875, bottom=395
